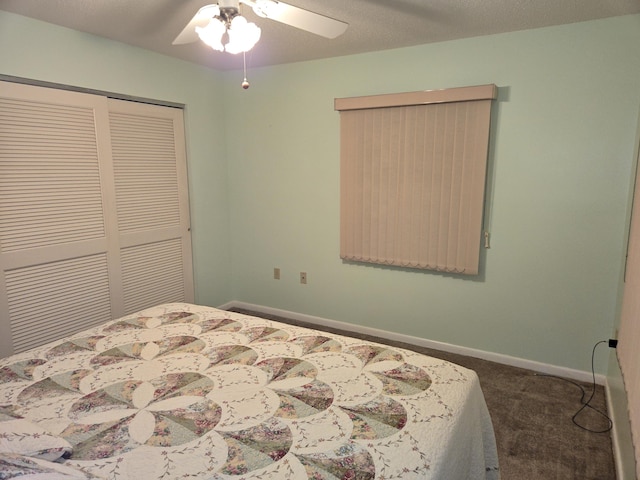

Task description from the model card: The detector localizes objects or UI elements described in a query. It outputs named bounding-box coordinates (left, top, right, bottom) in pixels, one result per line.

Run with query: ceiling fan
left=173, top=0, right=348, bottom=49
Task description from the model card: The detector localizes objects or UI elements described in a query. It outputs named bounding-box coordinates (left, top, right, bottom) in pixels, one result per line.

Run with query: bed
left=0, top=303, right=500, bottom=479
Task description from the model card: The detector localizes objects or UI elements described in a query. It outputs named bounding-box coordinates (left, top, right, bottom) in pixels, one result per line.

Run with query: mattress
left=0, top=303, right=499, bottom=479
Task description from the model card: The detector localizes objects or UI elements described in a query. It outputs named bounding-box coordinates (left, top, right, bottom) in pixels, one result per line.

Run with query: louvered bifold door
left=108, top=99, right=193, bottom=315
left=0, top=83, right=193, bottom=358
left=0, top=82, right=119, bottom=357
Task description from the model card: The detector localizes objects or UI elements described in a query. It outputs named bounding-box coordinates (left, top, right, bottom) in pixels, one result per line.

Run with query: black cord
left=534, top=340, right=612, bottom=433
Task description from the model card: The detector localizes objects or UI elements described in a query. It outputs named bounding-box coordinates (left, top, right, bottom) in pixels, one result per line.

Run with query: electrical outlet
left=300, top=272, right=307, bottom=284
left=273, top=268, right=280, bottom=280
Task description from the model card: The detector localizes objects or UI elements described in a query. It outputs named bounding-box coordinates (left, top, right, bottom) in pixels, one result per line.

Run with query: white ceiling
left=1, top=0, right=639, bottom=71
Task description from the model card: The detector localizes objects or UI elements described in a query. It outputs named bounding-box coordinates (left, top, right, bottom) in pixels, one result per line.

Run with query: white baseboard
left=605, top=380, right=624, bottom=480
left=218, top=300, right=604, bottom=385
left=605, top=373, right=637, bottom=480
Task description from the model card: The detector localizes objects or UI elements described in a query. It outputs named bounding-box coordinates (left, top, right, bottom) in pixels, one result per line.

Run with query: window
left=335, top=84, right=497, bottom=275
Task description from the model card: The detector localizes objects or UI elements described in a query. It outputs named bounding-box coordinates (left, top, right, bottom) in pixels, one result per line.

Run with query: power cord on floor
left=534, top=340, right=613, bottom=433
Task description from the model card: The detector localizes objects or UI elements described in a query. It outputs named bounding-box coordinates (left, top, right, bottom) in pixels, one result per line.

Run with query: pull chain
left=241, top=50, right=250, bottom=89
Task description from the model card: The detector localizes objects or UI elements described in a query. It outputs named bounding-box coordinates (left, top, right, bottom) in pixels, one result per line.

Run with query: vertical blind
left=335, top=85, right=497, bottom=275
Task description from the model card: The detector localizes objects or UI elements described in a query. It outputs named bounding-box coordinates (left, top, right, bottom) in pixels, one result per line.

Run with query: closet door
left=0, top=82, right=193, bottom=357
left=0, top=82, right=117, bottom=356
left=108, top=99, right=193, bottom=314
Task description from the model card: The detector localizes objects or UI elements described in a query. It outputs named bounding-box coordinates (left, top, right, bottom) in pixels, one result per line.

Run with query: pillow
left=0, top=417, right=73, bottom=461
left=0, top=452, right=102, bottom=479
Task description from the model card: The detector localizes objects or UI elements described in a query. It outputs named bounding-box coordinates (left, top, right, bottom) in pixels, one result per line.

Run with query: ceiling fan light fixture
left=196, top=18, right=226, bottom=51
left=225, top=15, right=261, bottom=54
left=195, top=10, right=261, bottom=54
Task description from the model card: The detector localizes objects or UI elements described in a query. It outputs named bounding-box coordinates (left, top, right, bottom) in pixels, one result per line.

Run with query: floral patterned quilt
left=0, top=303, right=499, bottom=479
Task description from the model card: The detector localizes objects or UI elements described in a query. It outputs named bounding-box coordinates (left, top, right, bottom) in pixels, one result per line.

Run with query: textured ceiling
left=1, top=0, right=639, bottom=71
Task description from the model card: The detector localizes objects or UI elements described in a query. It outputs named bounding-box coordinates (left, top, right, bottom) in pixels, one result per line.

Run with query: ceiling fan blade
left=242, top=0, right=348, bottom=39
left=172, top=4, right=221, bottom=45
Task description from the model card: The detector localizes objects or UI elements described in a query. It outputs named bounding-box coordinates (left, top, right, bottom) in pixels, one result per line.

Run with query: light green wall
left=1, top=10, right=640, bottom=375
left=0, top=10, right=232, bottom=306
left=223, top=14, right=640, bottom=373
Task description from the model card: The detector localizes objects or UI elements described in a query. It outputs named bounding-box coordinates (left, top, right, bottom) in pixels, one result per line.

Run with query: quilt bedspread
left=0, top=303, right=499, bottom=479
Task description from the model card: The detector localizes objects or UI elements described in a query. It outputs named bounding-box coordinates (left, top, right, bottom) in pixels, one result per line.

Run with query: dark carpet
left=230, top=307, right=616, bottom=479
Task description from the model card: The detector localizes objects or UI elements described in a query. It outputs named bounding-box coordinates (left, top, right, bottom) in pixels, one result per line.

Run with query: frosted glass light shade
left=225, top=16, right=261, bottom=54
left=196, top=19, right=226, bottom=52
